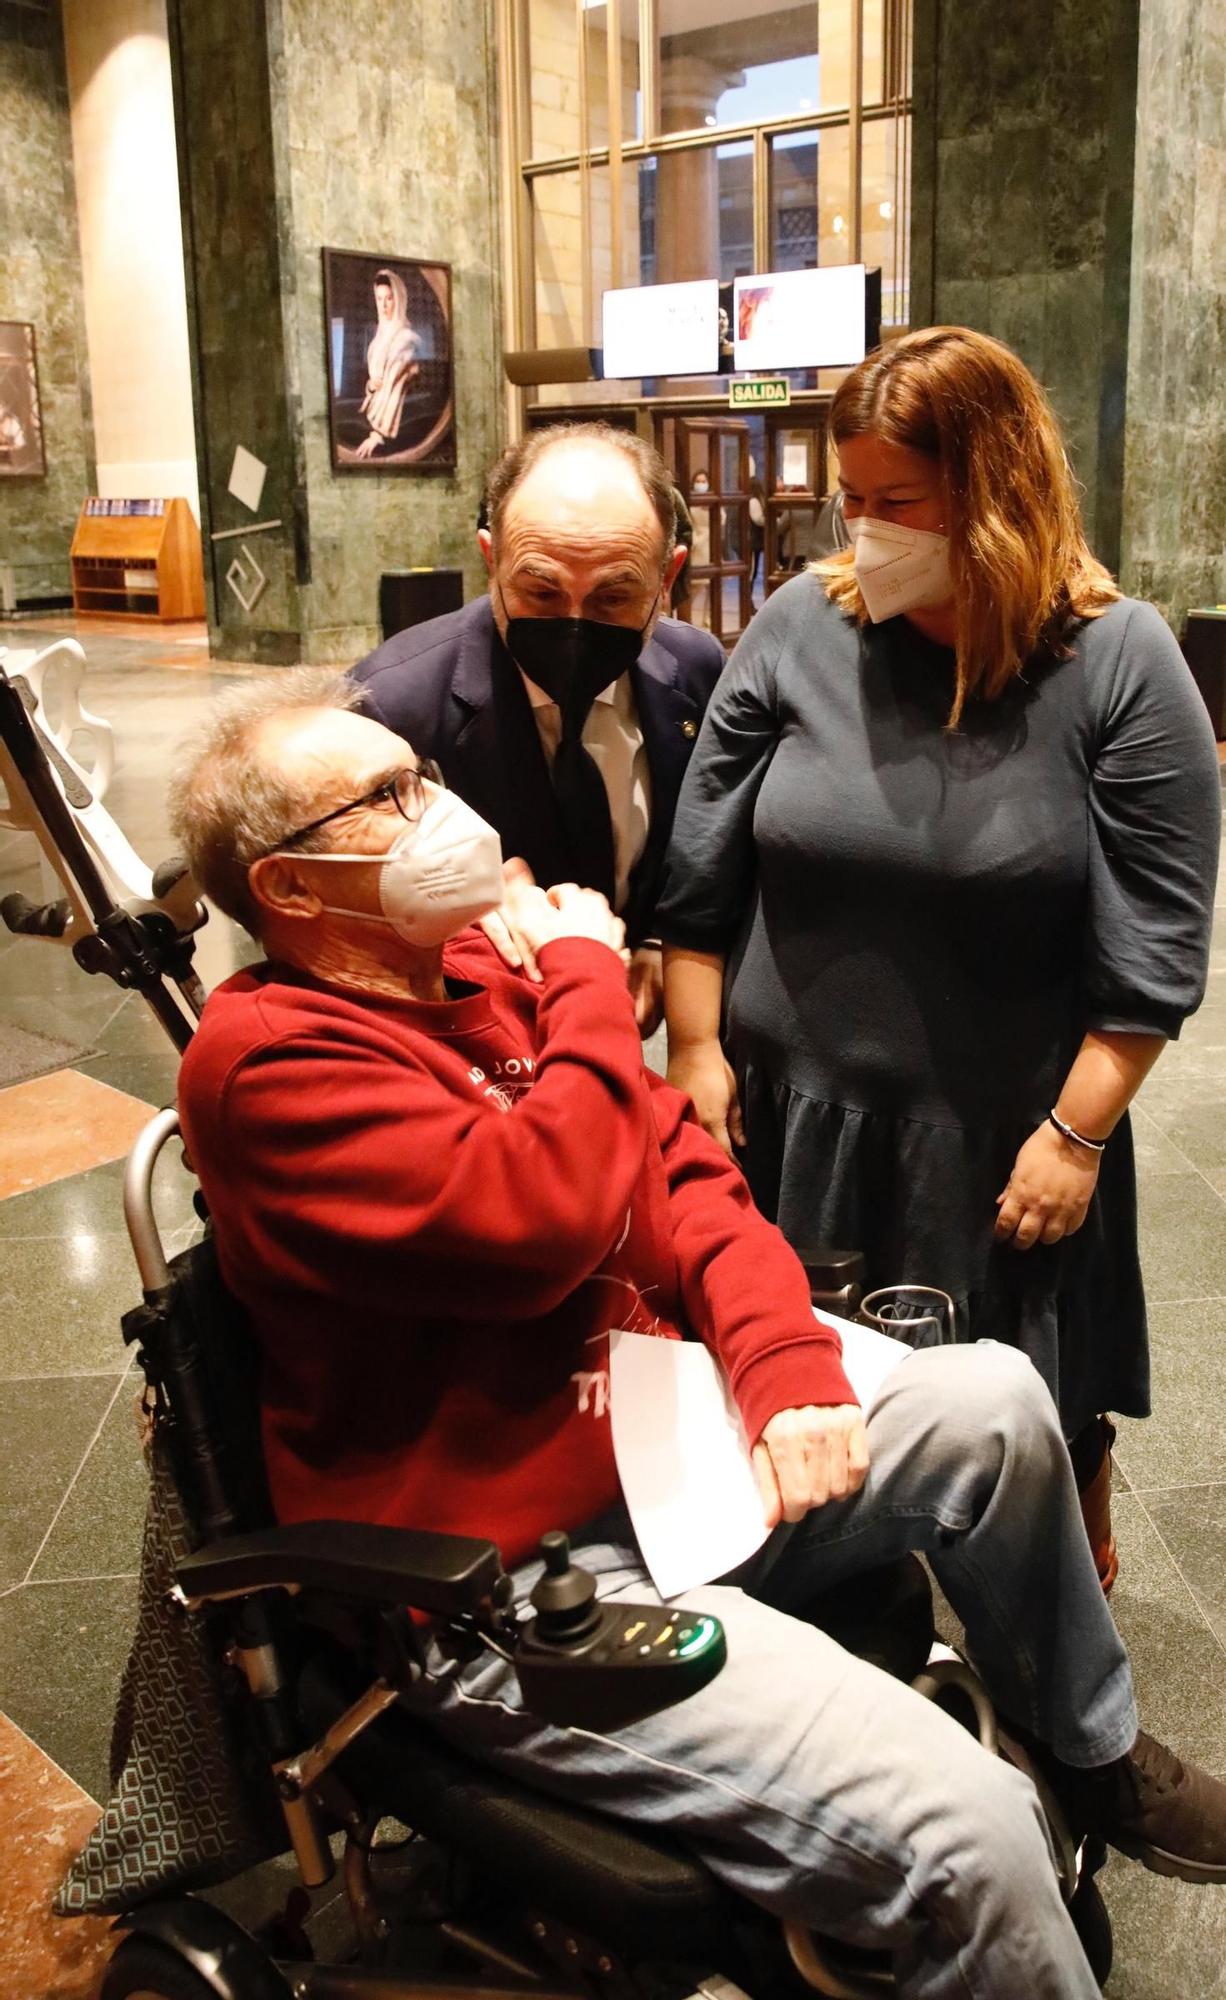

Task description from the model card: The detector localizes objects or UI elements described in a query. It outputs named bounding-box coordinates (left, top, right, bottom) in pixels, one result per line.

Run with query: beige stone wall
left=61, top=0, right=198, bottom=520
left=527, top=0, right=641, bottom=347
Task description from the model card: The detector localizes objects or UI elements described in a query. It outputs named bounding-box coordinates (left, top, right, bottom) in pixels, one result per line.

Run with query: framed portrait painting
left=322, top=249, right=455, bottom=474
left=0, top=322, right=47, bottom=478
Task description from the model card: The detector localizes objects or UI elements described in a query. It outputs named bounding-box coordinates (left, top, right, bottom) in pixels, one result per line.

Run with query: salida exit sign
left=729, top=377, right=791, bottom=408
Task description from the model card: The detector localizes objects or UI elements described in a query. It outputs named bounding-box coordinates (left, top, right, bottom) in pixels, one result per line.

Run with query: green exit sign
left=729, top=377, right=791, bottom=409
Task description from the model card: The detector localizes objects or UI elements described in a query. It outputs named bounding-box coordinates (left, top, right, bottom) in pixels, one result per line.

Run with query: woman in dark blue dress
left=658, top=328, right=1220, bottom=1586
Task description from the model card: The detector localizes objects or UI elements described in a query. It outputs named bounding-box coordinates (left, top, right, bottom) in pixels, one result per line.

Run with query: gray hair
left=168, top=666, right=363, bottom=936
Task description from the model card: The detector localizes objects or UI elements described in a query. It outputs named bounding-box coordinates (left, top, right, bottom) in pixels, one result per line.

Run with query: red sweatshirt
left=177, top=930, right=853, bottom=1571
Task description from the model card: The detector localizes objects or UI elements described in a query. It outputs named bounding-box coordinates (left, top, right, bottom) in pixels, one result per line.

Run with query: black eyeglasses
left=274, top=760, right=444, bottom=853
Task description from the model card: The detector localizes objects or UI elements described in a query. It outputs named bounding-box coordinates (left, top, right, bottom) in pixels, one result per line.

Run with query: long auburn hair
left=816, top=326, right=1119, bottom=727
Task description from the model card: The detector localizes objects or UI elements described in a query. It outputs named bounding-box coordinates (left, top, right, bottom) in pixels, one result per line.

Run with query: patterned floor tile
left=0, top=1711, right=115, bottom=1999
left=0, top=1068, right=158, bottom=1200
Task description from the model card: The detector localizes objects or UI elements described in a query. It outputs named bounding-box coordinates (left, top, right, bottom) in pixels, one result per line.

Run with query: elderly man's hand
left=629, top=945, right=664, bottom=1038
left=752, top=1404, right=869, bottom=1528
left=498, top=859, right=626, bottom=960
left=480, top=884, right=543, bottom=983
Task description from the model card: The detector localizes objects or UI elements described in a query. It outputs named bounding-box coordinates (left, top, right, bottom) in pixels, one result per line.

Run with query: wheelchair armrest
left=176, top=1519, right=504, bottom=1617
left=802, top=1247, right=865, bottom=1317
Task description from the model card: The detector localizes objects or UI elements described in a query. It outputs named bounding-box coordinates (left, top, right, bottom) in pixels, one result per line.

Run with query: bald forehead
left=503, top=440, right=663, bottom=546
left=254, top=705, right=410, bottom=809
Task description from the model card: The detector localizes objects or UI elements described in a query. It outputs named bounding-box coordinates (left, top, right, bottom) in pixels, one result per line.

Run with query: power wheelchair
left=0, top=648, right=1114, bottom=1997
left=47, top=1111, right=1110, bottom=2000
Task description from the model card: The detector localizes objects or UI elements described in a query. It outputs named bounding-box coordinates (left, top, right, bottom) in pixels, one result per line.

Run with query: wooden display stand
left=70, top=498, right=205, bottom=621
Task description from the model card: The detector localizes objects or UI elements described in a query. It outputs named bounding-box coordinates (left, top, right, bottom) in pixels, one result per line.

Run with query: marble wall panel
left=273, top=0, right=503, bottom=664
left=986, top=1, right=1051, bottom=131
left=1195, top=9, right=1226, bottom=145
left=1119, top=0, right=1226, bottom=633
left=932, top=0, right=990, bottom=140
left=986, top=273, right=1048, bottom=367
left=1045, top=264, right=1107, bottom=512
left=912, top=0, right=1141, bottom=565
left=991, top=124, right=1055, bottom=279
left=1045, top=116, right=1109, bottom=274
left=907, top=0, right=938, bottom=325
left=932, top=134, right=995, bottom=285
left=167, top=0, right=306, bottom=659
left=0, top=1, right=94, bottom=601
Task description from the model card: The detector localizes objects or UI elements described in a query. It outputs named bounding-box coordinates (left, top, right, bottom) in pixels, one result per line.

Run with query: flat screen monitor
left=732, top=265, right=867, bottom=373
left=601, top=279, right=721, bottom=380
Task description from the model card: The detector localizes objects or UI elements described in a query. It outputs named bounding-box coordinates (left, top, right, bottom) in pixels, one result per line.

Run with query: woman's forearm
left=663, top=946, right=726, bottom=1048
left=1054, top=1030, right=1167, bottom=1142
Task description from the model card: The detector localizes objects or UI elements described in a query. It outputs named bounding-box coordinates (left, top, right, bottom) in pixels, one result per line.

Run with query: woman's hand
left=628, top=946, right=664, bottom=1038
left=994, top=1121, right=1102, bottom=1249
left=667, top=1040, right=745, bottom=1156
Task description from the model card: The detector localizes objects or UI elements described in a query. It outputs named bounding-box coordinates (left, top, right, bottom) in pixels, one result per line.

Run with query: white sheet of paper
left=228, top=444, right=267, bottom=514
left=609, top=1313, right=911, bottom=1600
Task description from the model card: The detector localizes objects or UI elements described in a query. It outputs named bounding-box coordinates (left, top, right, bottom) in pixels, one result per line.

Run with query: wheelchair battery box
left=515, top=1601, right=726, bottom=1732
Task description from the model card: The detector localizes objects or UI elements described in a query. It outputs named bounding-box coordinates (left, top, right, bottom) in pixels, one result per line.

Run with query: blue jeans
left=401, top=1342, right=1136, bottom=1999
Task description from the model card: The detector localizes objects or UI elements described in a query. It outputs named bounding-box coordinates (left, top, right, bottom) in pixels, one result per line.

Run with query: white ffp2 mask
left=847, top=515, right=953, bottom=623
left=296, top=789, right=504, bottom=947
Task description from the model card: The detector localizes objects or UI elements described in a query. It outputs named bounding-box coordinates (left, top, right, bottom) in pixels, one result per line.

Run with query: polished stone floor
left=0, top=615, right=1224, bottom=1995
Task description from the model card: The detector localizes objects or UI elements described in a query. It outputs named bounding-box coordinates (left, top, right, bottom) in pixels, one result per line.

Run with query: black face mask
left=501, top=587, right=658, bottom=739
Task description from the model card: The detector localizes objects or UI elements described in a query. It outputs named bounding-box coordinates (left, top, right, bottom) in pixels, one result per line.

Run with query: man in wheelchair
left=169, top=666, right=1226, bottom=1999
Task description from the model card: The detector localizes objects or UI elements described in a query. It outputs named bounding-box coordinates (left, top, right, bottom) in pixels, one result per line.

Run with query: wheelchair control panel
left=514, top=1531, right=727, bottom=1731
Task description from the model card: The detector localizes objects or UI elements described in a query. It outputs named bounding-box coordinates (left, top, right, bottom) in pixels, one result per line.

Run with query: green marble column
left=167, top=0, right=305, bottom=660
left=910, top=0, right=1141, bottom=571
left=0, top=0, right=94, bottom=603
left=168, top=0, right=503, bottom=665
left=1118, top=0, right=1226, bottom=627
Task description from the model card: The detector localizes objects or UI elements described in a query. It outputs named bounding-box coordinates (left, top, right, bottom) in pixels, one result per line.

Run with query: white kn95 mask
left=847, top=515, right=953, bottom=624
left=294, top=789, right=504, bottom=948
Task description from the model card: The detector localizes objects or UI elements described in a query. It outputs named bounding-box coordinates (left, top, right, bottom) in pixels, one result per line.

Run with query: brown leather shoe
left=1059, top=1731, right=1226, bottom=1883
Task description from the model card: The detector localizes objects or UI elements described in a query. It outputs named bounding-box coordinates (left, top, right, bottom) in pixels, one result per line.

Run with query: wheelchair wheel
left=100, top=1937, right=228, bottom=2000
left=1068, top=1869, right=1113, bottom=1990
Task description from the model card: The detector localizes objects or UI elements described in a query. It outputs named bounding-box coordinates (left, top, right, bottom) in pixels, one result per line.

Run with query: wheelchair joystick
left=529, top=1531, right=603, bottom=1645
left=512, top=1529, right=727, bottom=1732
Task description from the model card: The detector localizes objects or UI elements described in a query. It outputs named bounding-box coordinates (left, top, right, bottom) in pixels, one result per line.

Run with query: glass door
left=764, top=412, right=829, bottom=594
left=657, top=414, right=753, bottom=645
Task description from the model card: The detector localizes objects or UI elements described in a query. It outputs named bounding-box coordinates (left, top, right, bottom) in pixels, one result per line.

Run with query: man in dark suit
left=350, top=423, right=724, bottom=1035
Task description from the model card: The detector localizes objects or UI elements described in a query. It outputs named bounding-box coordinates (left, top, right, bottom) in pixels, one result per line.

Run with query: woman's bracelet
left=1048, top=1109, right=1107, bottom=1155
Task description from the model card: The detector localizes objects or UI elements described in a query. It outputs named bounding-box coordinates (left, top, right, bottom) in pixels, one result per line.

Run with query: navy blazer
left=350, top=597, right=725, bottom=945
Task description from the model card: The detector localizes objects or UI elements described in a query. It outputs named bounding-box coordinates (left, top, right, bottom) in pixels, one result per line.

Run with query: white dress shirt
left=518, top=668, right=653, bottom=915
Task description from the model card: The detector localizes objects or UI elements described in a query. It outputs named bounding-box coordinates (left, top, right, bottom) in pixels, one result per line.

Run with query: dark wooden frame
left=656, top=414, right=753, bottom=646
left=321, top=249, right=456, bottom=475
left=764, top=408, right=829, bottom=594
left=0, top=321, right=47, bottom=480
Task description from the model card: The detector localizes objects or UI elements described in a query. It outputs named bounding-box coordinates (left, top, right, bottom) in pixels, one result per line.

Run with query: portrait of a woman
left=354, top=268, right=421, bottom=460
left=324, top=251, right=455, bottom=473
